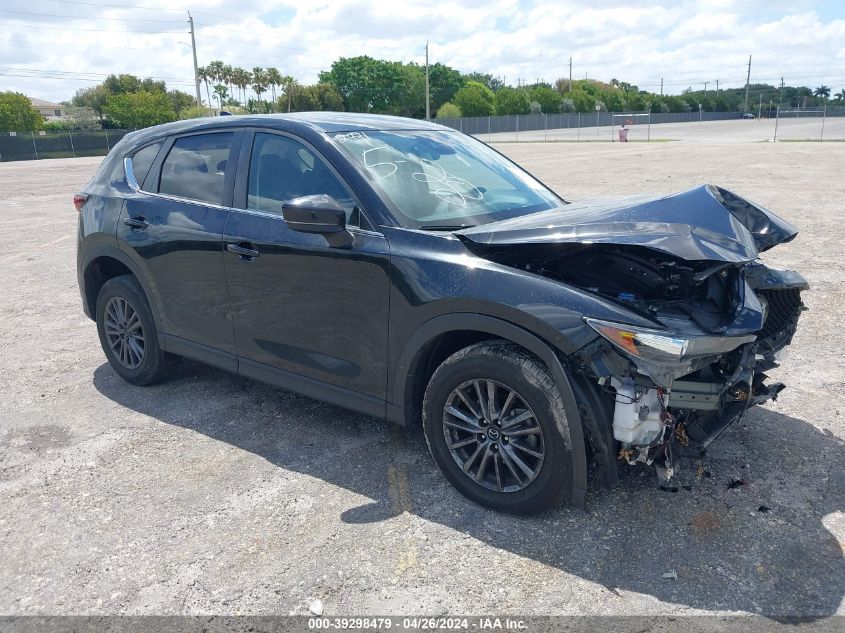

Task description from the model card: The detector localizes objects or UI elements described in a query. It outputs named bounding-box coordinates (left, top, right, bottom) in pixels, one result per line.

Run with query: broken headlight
left=585, top=318, right=758, bottom=388
left=585, top=318, right=689, bottom=363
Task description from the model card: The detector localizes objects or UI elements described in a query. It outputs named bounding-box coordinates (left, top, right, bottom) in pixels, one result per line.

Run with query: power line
left=38, top=0, right=243, bottom=22
left=0, top=71, right=195, bottom=86
left=0, top=65, right=194, bottom=82
left=0, top=21, right=185, bottom=33
left=0, top=9, right=184, bottom=23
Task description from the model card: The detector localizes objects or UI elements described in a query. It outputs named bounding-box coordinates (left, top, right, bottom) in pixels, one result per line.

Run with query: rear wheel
left=96, top=275, right=173, bottom=385
left=422, top=341, right=573, bottom=514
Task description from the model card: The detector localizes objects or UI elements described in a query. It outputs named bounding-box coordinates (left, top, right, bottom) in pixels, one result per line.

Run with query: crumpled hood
left=457, top=185, right=798, bottom=263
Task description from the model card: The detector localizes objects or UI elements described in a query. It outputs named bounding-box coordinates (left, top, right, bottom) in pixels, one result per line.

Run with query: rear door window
left=158, top=132, right=234, bottom=205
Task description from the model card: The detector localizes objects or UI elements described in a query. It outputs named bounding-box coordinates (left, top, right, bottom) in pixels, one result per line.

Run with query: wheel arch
left=390, top=313, right=588, bottom=506
left=81, top=245, right=163, bottom=335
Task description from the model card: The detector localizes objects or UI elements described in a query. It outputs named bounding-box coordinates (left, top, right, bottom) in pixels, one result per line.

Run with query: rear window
left=158, top=133, right=233, bottom=205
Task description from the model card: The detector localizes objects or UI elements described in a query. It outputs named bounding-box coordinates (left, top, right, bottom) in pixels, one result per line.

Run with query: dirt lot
left=1, top=134, right=843, bottom=619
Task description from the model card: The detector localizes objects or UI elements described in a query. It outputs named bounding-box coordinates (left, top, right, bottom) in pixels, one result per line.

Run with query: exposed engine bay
left=457, top=184, right=808, bottom=481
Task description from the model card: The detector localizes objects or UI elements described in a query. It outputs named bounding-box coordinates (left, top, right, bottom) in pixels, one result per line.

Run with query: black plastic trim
left=237, top=357, right=386, bottom=420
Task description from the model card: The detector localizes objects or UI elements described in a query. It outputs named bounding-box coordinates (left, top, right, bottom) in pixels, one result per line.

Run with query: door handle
left=227, top=242, right=260, bottom=260
left=124, top=216, right=149, bottom=230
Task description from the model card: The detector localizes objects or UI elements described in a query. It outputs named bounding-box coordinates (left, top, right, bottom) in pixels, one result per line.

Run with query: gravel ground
left=0, top=134, right=843, bottom=620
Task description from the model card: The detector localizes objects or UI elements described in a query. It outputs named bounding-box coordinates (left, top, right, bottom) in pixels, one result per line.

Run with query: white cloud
left=0, top=0, right=843, bottom=103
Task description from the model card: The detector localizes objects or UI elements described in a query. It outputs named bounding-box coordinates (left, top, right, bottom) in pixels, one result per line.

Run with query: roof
left=122, top=111, right=451, bottom=148
left=281, top=112, right=447, bottom=132
left=29, top=97, right=64, bottom=109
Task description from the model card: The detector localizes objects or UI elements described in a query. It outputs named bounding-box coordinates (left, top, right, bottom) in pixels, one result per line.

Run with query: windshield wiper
left=418, top=224, right=476, bottom=231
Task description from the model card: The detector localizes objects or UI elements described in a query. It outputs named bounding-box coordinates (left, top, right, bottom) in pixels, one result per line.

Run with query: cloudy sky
left=1, top=0, right=843, bottom=104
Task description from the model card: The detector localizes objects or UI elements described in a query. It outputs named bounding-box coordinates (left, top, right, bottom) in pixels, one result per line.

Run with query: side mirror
left=282, top=195, right=353, bottom=248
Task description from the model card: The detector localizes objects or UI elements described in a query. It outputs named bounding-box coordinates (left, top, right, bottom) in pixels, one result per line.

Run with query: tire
left=95, top=275, right=174, bottom=386
left=422, top=340, right=573, bottom=514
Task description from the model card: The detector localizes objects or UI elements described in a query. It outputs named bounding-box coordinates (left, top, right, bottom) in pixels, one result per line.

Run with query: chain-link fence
left=0, top=129, right=132, bottom=162
left=2, top=108, right=844, bottom=161
left=435, top=107, right=845, bottom=142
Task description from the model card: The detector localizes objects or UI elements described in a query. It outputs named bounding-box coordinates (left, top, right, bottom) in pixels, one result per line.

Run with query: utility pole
left=743, top=54, right=752, bottom=112
left=773, top=76, right=784, bottom=142
left=569, top=56, right=572, bottom=91
left=424, top=41, right=430, bottom=121
left=704, top=81, right=708, bottom=94
left=660, top=77, right=663, bottom=96
left=188, top=12, right=202, bottom=107
left=716, top=79, right=719, bottom=92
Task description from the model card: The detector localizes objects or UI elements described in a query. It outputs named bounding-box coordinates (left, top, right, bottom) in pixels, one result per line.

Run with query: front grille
left=757, top=288, right=803, bottom=340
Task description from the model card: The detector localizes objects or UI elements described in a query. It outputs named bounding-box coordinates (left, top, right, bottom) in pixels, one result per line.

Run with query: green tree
left=436, top=102, right=461, bottom=118
left=213, top=84, right=229, bottom=109
left=285, top=83, right=344, bottom=112
left=167, top=90, right=196, bottom=116
left=320, top=56, right=423, bottom=115
left=813, top=84, right=831, bottom=102
left=179, top=105, right=213, bottom=120
left=278, top=75, right=298, bottom=112
left=427, top=63, right=464, bottom=112
left=222, top=64, right=234, bottom=101
left=835, top=89, right=845, bottom=103
left=197, top=66, right=213, bottom=108
left=452, top=81, right=495, bottom=117
left=103, top=74, right=141, bottom=94
left=527, top=85, right=562, bottom=113
left=62, top=106, right=100, bottom=130
left=102, top=91, right=176, bottom=129
left=266, top=67, right=282, bottom=109
left=494, top=87, right=530, bottom=115
left=251, top=67, right=268, bottom=109
left=71, top=85, right=111, bottom=116
left=602, top=89, right=627, bottom=112
left=462, top=72, right=504, bottom=92
left=0, top=92, right=43, bottom=131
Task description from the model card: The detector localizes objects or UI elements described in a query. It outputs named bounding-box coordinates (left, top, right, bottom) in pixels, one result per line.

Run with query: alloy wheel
left=442, top=379, right=545, bottom=493
left=103, top=296, right=145, bottom=369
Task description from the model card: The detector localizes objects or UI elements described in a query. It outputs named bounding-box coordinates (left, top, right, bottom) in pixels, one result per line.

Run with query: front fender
left=390, top=313, right=588, bottom=507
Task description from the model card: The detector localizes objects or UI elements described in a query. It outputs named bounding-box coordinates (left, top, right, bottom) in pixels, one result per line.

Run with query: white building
left=29, top=97, right=66, bottom=121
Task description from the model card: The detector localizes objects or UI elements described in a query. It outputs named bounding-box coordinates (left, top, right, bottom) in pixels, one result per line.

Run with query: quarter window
left=159, top=133, right=233, bottom=205
left=129, top=142, right=161, bottom=189
left=247, top=133, right=361, bottom=226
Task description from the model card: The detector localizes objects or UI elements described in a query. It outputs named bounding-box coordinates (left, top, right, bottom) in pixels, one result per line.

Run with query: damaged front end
left=458, top=184, right=808, bottom=479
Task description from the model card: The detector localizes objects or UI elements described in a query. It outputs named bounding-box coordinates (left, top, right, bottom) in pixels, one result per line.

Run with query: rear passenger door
left=118, top=130, right=242, bottom=367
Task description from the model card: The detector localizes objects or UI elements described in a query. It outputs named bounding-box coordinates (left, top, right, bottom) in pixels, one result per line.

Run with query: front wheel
left=422, top=341, right=575, bottom=514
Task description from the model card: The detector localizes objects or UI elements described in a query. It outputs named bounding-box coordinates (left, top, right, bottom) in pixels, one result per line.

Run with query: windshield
left=330, top=130, right=562, bottom=229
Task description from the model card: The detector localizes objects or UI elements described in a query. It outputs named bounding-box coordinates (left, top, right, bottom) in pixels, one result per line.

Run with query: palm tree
left=280, top=75, right=299, bottom=112
left=835, top=89, right=845, bottom=103
left=252, top=67, right=267, bottom=111
left=813, top=84, right=831, bottom=103
left=207, top=60, right=225, bottom=91
left=232, top=67, right=251, bottom=105
left=265, top=67, right=282, bottom=111
left=222, top=65, right=234, bottom=102
left=197, top=66, right=213, bottom=109
left=213, top=84, right=229, bottom=109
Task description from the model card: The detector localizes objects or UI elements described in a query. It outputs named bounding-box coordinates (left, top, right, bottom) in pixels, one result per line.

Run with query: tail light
left=73, top=193, right=89, bottom=212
